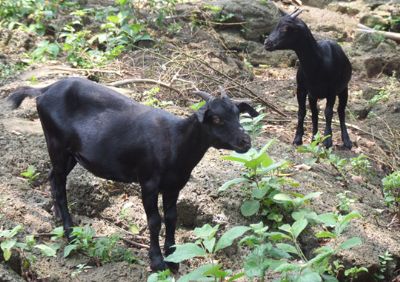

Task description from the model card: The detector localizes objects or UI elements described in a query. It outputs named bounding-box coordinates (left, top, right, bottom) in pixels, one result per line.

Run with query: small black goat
left=264, top=9, right=352, bottom=149
left=8, top=77, right=258, bottom=272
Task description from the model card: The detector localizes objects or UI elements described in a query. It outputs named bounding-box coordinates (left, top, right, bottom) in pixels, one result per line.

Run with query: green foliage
left=368, top=89, right=390, bottom=106
left=382, top=171, right=400, bottom=214
left=336, top=191, right=355, bottom=214
left=0, top=225, right=23, bottom=261
left=64, top=225, right=136, bottom=264
left=0, top=62, right=26, bottom=83
left=241, top=210, right=362, bottom=282
left=30, top=40, right=60, bottom=62
left=373, top=251, right=393, bottom=281
left=220, top=141, right=317, bottom=224
left=165, top=224, right=249, bottom=281
left=190, top=100, right=206, bottom=111
left=20, top=165, right=40, bottom=184
left=350, top=154, right=371, bottom=177
left=147, top=269, right=175, bottom=282
left=240, top=105, right=266, bottom=138
left=142, top=87, right=173, bottom=108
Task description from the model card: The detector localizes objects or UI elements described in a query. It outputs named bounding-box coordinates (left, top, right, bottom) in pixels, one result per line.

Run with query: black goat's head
left=193, top=88, right=259, bottom=153
left=264, top=8, right=306, bottom=51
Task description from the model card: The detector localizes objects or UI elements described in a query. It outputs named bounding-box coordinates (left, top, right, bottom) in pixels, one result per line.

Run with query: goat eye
left=212, top=115, right=223, bottom=125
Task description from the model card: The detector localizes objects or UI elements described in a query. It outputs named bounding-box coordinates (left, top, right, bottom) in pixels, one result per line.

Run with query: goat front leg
left=308, top=96, right=319, bottom=140
left=141, top=180, right=166, bottom=271
left=338, top=87, right=352, bottom=149
left=293, top=86, right=307, bottom=146
left=323, top=96, right=336, bottom=148
left=162, top=189, right=180, bottom=273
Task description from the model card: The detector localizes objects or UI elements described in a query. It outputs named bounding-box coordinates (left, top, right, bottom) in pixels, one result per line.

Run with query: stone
left=360, top=14, right=389, bottom=29
left=301, top=0, right=333, bottom=8
left=361, top=86, right=380, bottom=100
left=351, top=102, right=372, bottom=120
left=203, top=0, right=281, bottom=41
left=177, top=198, right=198, bottom=228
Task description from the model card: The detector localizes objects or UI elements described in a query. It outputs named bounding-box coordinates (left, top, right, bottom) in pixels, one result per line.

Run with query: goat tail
left=7, top=86, right=46, bottom=109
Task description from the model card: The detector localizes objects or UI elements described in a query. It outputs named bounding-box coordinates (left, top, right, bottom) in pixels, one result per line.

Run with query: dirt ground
left=1, top=1, right=400, bottom=281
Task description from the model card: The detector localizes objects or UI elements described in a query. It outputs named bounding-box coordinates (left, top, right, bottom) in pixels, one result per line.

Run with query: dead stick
left=107, top=78, right=182, bottom=95
left=184, top=53, right=288, bottom=117
left=48, top=66, right=123, bottom=75
left=120, top=237, right=149, bottom=249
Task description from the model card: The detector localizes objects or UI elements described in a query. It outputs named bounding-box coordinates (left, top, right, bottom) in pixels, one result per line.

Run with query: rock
left=353, top=33, right=384, bottom=52
left=177, top=198, right=198, bottom=228
left=327, top=3, right=360, bottom=16
left=360, top=14, right=389, bottom=29
left=351, top=102, right=372, bottom=120
left=203, top=0, right=281, bottom=41
left=301, top=0, right=333, bottom=8
left=361, top=86, right=380, bottom=100
left=391, top=102, right=400, bottom=113
left=363, top=55, right=400, bottom=78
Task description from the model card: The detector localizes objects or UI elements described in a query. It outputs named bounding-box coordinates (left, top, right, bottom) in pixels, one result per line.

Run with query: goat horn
left=193, top=90, right=213, bottom=101
left=219, top=86, right=228, bottom=98
left=290, top=8, right=303, bottom=18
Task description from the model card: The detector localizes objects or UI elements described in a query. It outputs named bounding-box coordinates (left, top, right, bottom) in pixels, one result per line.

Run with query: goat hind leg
left=48, top=148, right=77, bottom=239
left=293, top=88, right=307, bottom=145
left=162, top=189, right=180, bottom=273
left=309, top=96, right=319, bottom=140
left=141, top=179, right=166, bottom=271
left=338, top=88, right=352, bottom=149
left=323, top=97, right=336, bottom=148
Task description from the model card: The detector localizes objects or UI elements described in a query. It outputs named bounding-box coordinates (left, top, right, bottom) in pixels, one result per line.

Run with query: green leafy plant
left=0, top=225, right=23, bottom=261
left=241, top=210, right=362, bottom=282
left=344, top=266, right=368, bottom=281
left=165, top=224, right=249, bottom=282
left=142, top=87, right=173, bottom=108
left=220, top=141, right=318, bottom=224
left=350, top=154, right=371, bottom=177
left=64, top=225, right=136, bottom=264
left=336, top=191, right=355, bottom=214
left=147, top=269, right=175, bottom=282
left=382, top=171, right=400, bottom=216
left=20, top=165, right=40, bottom=184
left=30, top=40, right=60, bottom=62
left=240, top=105, right=265, bottom=138
left=71, top=263, right=93, bottom=278
left=373, top=251, right=393, bottom=281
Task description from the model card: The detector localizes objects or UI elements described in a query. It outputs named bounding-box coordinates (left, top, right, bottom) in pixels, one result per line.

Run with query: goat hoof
left=343, top=140, right=352, bottom=150
left=293, top=137, right=303, bottom=146
left=167, top=261, right=179, bottom=274
left=150, top=259, right=168, bottom=272
left=323, top=139, right=333, bottom=148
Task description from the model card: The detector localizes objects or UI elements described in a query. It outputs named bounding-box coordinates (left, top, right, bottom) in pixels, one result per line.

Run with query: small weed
left=20, top=165, right=40, bottom=184
left=336, top=191, right=355, bottom=214
left=374, top=251, right=393, bottom=281
left=382, top=171, right=400, bottom=216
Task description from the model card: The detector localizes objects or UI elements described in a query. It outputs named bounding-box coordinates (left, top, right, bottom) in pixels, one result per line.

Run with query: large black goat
left=8, top=77, right=258, bottom=272
left=264, top=9, right=352, bottom=149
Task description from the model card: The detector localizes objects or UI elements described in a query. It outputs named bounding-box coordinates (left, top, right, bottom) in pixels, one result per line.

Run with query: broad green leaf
left=292, top=209, right=319, bottom=222
left=252, top=187, right=268, bottom=199
left=107, top=15, right=120, bottom=24
left=194, top=224, right=219, bottom=240
left=219, top=178, right=248, bottom=192
left=129, top=224, right=140, bottom=235
left=274, top=262, right=301, bottom=272
left=276, top=243, right=298, bottom=255
left=339, top=237, right=362, bottom=250
left=177, top=263, right=215, bottom=282
left=190, top=100, right=206, bottom=111
left=215, top=226, right=250, bottom=252
left=203, top=238, right=216, bottom=253
left=278, top=224, right=291, bottom=234
left=243, top=244, right=272, bottom=278
left=296, top=271, right=322, bottom=282
left=306, top=249, right=334, bottom=266
left=0, top=225, right=23, bottom=239
left=64, top=244, right=78, bottom=257
left=273, top=193, right=293, bottom=203
left=35, top=244, right=58, bottom=257
left=317, top=213, right=337, bottom=227
left=321, top=274, right=339, bottom=282
left=315, top=231, right=336, bottom=239
left=203, top=264, right=229, bottom=279
left=165, top=243, right=206, bottom=263
left=227, top=272, right=245, bottom=282
left=1, top=239, right=17, bottom=261
left=292, top=219, right=308, bottom=239
left=240, top=200, right=260, bottom=217
left=267, top=232, right=291, bottom=241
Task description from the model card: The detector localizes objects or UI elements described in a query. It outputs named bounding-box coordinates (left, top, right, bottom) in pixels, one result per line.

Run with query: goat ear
left=195, top=104, right=209, bottom=123
left=236, top=102, right=259, bottom=117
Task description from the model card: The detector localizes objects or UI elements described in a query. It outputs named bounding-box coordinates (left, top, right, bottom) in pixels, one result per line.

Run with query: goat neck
left=174, top=115, right=210, bottom=172
left=292, top=26, right=321, bottom=74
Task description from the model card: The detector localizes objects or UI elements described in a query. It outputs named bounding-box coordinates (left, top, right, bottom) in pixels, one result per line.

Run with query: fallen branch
left=48, top=66, right=123, bottom=75
left=357, top=23, right=400, bottom=42
left=107, top=78, right=182, bottom=95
